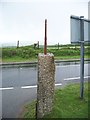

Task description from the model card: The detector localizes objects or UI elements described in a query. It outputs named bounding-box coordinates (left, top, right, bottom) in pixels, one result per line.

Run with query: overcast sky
left=0, top=0, right=89, bottom=46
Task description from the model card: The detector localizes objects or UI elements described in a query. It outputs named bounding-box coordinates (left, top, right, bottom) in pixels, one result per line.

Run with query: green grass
left=2, top=44, right=90, bottom=62
left=19, top=82, right=89, bottom=118
left=2, top=55, right=89, bottom=63
left=54, top=55, right=89, bottom=60
left=2, top=56, right=37, bottom=62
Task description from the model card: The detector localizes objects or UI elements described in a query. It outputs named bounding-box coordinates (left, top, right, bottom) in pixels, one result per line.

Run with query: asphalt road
left=1, top=61, right=90, bottom=118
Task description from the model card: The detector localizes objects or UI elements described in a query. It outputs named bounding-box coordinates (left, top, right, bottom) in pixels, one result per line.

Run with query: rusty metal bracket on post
left=44, top=19, right=47, bottom=55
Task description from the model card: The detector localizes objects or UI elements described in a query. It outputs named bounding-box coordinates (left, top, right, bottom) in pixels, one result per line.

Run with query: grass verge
left=19, top=82, right=89, bottom=118
left=54, top=55, right=89, bottom=60
left=2, top=45, right=90, bottom=63
left=2, top=55, right=90, bottom=63
left=2, top=56, right=37, bottom=63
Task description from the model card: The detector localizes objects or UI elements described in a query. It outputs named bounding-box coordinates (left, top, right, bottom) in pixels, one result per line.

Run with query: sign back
left=70, top=15, right=90, bottom=43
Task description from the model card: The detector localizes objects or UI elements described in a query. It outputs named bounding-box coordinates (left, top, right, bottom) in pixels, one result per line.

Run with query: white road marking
left=0, top=75, right=89, bottom=90
left=64, top=76, right=90, bottom=81
left=21, top=83, right=62, bottom=89
left=55, top=83, right=62, bottom=86
left=0, top=83, right=62, bottom=90
left=3, top=75, right=90, bottom=91
left=0, top=87, right=14, bottom=90
left=21, top=85, right=37, bottom=89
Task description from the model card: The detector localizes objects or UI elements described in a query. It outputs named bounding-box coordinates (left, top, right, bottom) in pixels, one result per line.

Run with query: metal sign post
left=80, top=16, right=84, bottom=99
left=70, top=15, right=90, bottom=99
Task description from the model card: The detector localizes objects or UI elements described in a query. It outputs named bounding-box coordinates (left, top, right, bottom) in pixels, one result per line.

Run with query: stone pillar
left=37, top=53, right=55, bottom=118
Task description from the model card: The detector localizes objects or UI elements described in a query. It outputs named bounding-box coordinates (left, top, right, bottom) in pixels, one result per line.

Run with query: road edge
left=0, top=58, right=90, bottom=66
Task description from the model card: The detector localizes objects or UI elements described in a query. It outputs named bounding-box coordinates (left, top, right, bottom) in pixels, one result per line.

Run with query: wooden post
left=17, top=40, right=19, bottom=48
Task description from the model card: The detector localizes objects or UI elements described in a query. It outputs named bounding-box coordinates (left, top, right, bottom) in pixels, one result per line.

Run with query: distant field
left=2, top=44, right=90, bottom=62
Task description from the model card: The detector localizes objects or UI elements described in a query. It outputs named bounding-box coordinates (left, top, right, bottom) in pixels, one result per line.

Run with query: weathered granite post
left=37, top=53, right=55, bottom=118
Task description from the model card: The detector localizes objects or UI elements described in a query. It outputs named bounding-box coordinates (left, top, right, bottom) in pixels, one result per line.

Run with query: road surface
left=0, top=61, right=90, bottom=118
